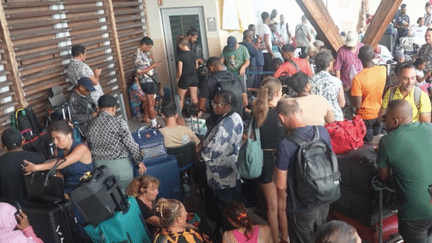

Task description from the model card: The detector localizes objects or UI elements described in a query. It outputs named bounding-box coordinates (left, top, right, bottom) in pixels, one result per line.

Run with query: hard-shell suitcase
left=85, top=197, right=152, bottom=243
left=21, top=200, right=78, bottom=243
left=132, top=126, right=167, bottom=162
left=145, top=154, right=183, bottom=201
left=70, top=165, right=129, bottom=225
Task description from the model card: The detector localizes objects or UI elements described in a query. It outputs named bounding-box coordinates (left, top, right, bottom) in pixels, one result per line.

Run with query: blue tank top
left=58, top=140, right=94, bottom=194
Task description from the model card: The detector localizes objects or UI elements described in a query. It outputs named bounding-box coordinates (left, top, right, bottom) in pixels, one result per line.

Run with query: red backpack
left=324, top=115, right=367, bottom=155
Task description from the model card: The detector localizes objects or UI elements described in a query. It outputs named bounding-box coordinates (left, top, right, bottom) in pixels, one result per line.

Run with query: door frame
left=161, top=7, right=209, bottom=95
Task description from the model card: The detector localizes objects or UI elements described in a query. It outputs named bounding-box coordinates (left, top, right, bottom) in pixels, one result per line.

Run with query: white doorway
left=161, top=7, right=209, bottom=94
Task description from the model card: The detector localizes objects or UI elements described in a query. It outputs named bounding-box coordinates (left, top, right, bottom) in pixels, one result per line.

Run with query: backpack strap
left=287, top=173, right=298, bottom=210
left=388, top=87, right=396, bottom=103
left=287, top=131, right=306, bottom=146
left=287, top=59, right=300, bottom=73
left=312, top=126, right=320, bottom=141
left=389, top=86, right=421, bottom=109
left=414, top=86, right=421, bottom=109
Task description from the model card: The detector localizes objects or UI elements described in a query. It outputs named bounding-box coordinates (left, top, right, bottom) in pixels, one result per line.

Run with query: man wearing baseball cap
left=0, top=128, right=45, bottom=203
left=334, top=31, right=364, bottom=90
left=69, top=76, right=98, bottom=134
left=221, top=36, right=250, bottom=93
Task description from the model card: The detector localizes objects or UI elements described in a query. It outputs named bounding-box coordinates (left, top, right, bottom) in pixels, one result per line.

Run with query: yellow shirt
left=382, top=87, right=431, bottom=122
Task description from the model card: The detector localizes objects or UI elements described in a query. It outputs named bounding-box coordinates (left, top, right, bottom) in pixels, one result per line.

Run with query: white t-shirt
left=295, top=23, right=312, bottom=47
left=258, top=23, right=272, bottom=53
left=416, top=69, right=426, bottom=86
left=278, top=22, right=291, bottom=44
left=411, top=25, right=428, bottom=38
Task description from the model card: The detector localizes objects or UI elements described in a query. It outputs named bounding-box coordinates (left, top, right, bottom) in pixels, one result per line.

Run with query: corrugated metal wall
left=0, top=0, right=149, bottom=151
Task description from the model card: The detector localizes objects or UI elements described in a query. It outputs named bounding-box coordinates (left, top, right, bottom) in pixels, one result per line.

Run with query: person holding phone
left=0, top=202, right=44, bottom=242
left=133, top=37, right=161, bottom=128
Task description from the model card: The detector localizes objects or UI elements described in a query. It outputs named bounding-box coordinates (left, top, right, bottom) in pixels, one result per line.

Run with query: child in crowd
left=222, top=201, right=272, bottom=243
left=176, top=35, right=199, bottom=110
left=414, top=57, right=431, bottom=87
left=128, top=71, right=149, bottom=122
left=315, top=220, right=361, bottom=243
left=271, top=58, right=284, bottom=72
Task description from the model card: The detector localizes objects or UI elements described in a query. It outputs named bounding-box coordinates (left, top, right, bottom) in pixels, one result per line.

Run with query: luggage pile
left=70, top=166, right=152, bottom=243
left=330, top=145, right=401, bottom=242
left=132, top=126, right=183, bottom=201
left=21, top=158, right=79, bottom=243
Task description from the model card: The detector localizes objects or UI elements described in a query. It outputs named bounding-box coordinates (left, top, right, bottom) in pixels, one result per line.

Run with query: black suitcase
left=337, top=144, right=378, bottom=196
left=70, top=165, right=128, bottom=225
left=21, top=200, right=77, bottom=243
left=332, top=145, right=397, bottom=226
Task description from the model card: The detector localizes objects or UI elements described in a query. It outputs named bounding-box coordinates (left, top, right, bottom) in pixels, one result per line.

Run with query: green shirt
left=221, top=45, right=250, bottom=74
left=377, top=122, right=432, bottom=221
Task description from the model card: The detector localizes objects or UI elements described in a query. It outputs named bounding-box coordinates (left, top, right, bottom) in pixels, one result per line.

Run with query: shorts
left=140, top=82, right=157, bottom=95
left=257, top=151, right=276, bottom=184
left=178, top=75, right=199, bottom=90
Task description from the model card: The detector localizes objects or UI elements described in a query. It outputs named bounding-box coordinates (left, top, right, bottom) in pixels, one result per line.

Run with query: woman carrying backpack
left=252, top=77, right=287, bottom=243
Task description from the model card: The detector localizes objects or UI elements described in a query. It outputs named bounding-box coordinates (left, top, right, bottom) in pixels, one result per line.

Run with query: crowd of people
left=3, top=3, right=432, bottom=243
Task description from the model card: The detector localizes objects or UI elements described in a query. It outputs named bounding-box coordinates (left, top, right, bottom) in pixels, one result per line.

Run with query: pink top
left=232, top=225, right=260, bottom=243
left=334, top=44, right=364, bottom=88
left=421, top=83, right=432, bottom=94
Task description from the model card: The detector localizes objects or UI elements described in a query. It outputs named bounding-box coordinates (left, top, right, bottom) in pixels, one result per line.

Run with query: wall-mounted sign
left=207, top=17, right=217, bottom=32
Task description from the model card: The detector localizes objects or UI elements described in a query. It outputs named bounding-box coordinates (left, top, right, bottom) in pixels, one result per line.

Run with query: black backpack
left=209, top=71, right=244, bottom=116
left=11, top=106, right=42, bottom=138
left=287, top=126, right=341, bottom=209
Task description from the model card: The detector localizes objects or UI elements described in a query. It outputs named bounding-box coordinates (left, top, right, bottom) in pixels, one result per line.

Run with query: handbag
left=324, top=115, right=367, bottom=155
left=24, top=158, right=66, bottom=203
left=237, top=117, right=264, bottom=179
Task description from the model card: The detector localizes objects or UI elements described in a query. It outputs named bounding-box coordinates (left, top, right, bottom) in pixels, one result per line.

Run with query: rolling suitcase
left=329, top=210, right=401, bottom=243
left=70, top=165, right=129, bottom=225
left=20, top=200, right=78, bottom=243
left=145, top=154, right=183, bottom=201
left=85, top=197, right=152, bottom=243
left=332, top=145, right=398, bottom=226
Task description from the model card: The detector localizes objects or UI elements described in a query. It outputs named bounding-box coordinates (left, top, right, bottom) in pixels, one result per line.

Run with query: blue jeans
left=399, top=218, right=432, bottom=243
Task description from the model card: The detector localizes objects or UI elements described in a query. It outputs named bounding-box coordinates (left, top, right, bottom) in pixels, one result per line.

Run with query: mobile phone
left=13, top=201, right=22, bottom=219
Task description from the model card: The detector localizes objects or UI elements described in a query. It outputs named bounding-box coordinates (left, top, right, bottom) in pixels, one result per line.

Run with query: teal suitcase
left=84, top=197, right=152, bottom=243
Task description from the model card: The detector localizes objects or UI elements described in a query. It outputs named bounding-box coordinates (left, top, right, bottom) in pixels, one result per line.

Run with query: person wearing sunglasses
left=198, top=90, right=244, bottom=230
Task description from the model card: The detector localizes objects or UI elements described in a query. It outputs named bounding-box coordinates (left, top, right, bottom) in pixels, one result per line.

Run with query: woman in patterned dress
left=153, top=198, right=207, bottom=243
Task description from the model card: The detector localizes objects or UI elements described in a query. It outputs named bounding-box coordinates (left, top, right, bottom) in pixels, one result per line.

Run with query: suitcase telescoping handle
left=372, top=175, right=396, bottom=243
left=102, top=175, right=129, bottom=212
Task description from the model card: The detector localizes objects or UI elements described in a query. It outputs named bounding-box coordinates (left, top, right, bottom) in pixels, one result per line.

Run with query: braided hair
left=223, top=201, right=254, bottom=240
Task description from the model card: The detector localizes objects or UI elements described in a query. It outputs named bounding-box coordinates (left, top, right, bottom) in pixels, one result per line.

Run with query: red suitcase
left=329, top=210, right=402, bottom=243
